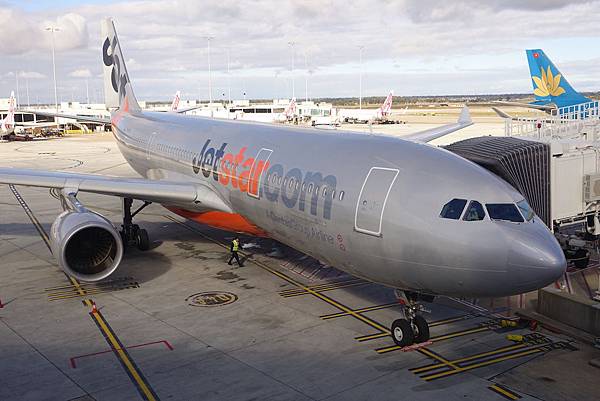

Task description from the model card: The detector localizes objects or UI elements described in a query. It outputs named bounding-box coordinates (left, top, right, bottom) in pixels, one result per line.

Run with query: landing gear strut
left=120, top=197, right=152, bottom=251
left=391, top=290, right=432, bottom=347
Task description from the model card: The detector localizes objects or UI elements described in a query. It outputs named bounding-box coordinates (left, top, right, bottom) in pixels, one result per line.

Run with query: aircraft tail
left=379, top=91, right=393, bottom=115
left=101, top=18, right=141, bottom=112
left=526, top=49, right=589, bottom=108
left=285, top=97, right=297, bottom=118
left=171, top=91, right=181, bottom=111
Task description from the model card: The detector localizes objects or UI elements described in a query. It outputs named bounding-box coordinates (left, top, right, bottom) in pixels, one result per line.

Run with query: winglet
left=491, top=107, right=512, bottom=119
left=458, top=105, right=471, bottom=124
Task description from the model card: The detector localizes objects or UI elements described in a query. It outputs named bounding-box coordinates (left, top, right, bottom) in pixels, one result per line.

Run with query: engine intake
left=51, top=210, right=123, bottom=281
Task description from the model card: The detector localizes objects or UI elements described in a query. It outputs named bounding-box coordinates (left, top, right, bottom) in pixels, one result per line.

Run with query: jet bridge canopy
left=445, top=136, right=551, bottom=227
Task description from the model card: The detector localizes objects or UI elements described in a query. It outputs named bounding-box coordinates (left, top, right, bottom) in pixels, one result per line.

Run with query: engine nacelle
left=50, top=210, right=123, bottom=281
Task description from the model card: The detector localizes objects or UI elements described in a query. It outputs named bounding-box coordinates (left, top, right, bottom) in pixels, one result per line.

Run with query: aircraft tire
left=136, top=229, right=150, bottom=251
left=412, top=315, right=430, bottom=343
left=391, top=319, right=414, bottom=347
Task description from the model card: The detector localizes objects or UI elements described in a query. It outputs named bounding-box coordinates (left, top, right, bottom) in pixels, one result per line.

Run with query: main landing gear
left=391, top=290, right=432, bottom=347
left=120, top=198, right=152, bottom=251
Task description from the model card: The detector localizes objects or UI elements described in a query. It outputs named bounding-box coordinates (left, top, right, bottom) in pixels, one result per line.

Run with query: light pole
left=46, top=26, right=60, bottom=112
left=204, top=36, right=214, bottom=104
left=358, top=45, right=364, bottom=110
left=226, top=48, right=231, bottom=105
left=15, top=71, right=19, bottom=108
left=304, top=51, right=309, bottom=102
left=25, top=74, right=30, bottom=107
left=288, top=41, right=296, bottom=99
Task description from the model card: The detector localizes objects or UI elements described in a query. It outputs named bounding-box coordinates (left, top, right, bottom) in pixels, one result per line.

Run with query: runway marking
left=45, top=278, right=140, bottom=301
left=355, top=313, right=477, bottom=342
left=321, top=302, right=400, bottom=320
left=86, top=301, right=160, bottom=401
left=421, top=347, right=544, bottom=381
left=165, top=216, right=456, bottom=370
left=278, top=278, right=369, bottom=297
left=70, top=339, right=174, bottom=369
left=375, top=326, right=491, bottom=354
left=9, top=185, right=158, bottom=400
left=488, top=384, right=521, bottom=400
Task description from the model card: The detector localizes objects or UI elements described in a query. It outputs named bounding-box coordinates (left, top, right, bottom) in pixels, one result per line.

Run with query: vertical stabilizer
left=526, top=49, right=589, bottom=108
left=101, top=18, right=141, bottom=112
left=171, top=90, right=181, bottom=111
left=379, top=91, right=394, bottom=116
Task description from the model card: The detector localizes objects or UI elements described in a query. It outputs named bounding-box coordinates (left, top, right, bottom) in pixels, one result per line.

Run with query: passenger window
left=314, top=186, right=319, bottom=195
left=339, top=191, right=344, bottom=201
left=440, top=198, right=467, bottom=220
left=277, top=177, right=282, bottom=185
left=322, top=187, right=327, bottom=197
left=331, top=190, right=336, bottom=199
left=302, top=182, right=307, bottom=191
left=283, top=178, right=288, bottom=187
left=463, top=201, right=485, bottom=221
left=486, top=203, right=524, bottom=223
left=308, top=183, right=313, bottom=193
left=517, top=200, right=534, bottom=221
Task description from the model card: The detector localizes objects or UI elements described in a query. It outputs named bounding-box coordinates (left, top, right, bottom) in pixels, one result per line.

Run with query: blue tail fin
left=526, top=49, right=590, bottom=108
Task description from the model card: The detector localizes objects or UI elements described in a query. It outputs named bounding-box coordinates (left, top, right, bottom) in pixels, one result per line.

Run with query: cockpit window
left=440, top=198, right=467, bottom=220
left=486, top=203, right=524, bottom=223
left=463, top=201, right=485, bottom=221
left=517, top=200, right=534, bottom=221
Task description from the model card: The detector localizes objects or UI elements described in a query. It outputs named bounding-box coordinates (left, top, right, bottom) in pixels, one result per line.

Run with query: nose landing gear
left=120, top=198, right=152, bottom=251
left=391, top=290, right=432, bottom=347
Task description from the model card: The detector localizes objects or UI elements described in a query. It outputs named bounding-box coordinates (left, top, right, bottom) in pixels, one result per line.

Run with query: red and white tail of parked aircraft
left=0, top=91, right=16, bottom=134
left=171, top=90, right=181, bottom=112
left=339, top=91, right=394, bottom=123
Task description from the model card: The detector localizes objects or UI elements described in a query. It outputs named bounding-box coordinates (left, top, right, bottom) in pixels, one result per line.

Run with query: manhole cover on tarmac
left=186, top=291, right=238, bottom=307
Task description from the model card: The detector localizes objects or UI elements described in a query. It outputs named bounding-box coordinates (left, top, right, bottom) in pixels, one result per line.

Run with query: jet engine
left=50, top=191, right=123, bottom=281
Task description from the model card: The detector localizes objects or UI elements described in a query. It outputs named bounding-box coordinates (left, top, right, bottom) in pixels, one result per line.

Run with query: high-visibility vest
left=232, top=239, right=239, bottom=252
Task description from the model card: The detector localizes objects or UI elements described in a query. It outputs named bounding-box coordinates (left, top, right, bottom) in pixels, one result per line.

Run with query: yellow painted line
left=431, top=326, right=490, bottom=342
left=429, top=314, right=474, bottom=327
left=422, top=348, right=543, bottom=381
left=418, top=348, right=460, bottom=370
left=167, top=216, right=390, bottom=333
left=356, top=332, right=390, bottom=342
left=90, top=309, right=158, bottom=401
left=489, top=384, right=521, bottom=400
left=410, top=343, right=529, bottom=373
left=279, top=279, right=365, bottom=295
left=48, top=288, right=116, bottom=301
left=322, top=302, right=399, bottom=320
left=377, top=326, right=490, bottom=354
left=280, top=281, right=368, bottom=297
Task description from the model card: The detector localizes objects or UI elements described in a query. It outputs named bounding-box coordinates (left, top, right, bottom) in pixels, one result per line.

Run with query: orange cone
left=91, top=303, right=97, bottom=313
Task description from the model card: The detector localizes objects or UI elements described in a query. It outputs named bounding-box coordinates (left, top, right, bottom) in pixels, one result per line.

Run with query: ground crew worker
left=228, top=236, right=243, bottom=267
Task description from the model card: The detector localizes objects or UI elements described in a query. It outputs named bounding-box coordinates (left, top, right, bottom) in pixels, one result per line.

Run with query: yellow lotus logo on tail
left=532, top=66, right=566, bottom=97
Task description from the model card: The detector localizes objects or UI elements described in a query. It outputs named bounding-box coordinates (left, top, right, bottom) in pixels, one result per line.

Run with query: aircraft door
left=355, top=167, right=399, bottom=236
left=247, top=148, right=273, bottom=199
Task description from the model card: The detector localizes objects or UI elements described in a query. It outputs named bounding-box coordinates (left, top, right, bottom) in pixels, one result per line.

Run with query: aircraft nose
left=505, top=219, right=566, bottom=292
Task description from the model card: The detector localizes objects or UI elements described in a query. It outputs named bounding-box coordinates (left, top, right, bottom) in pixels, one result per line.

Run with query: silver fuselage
left=112, top=110, right=565, bottom=297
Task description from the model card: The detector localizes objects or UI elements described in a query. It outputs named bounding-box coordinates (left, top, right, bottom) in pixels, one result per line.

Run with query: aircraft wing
left=402, top=106, right=473, bottom=143
left=491, top=107, right=513, bottom=119
left=174, top=105, right=203, bottom=114
left=491, top=101, right=554, bottom=111
left=24, top=110, right=111, bottom=125
left=0, top=167, right=233, bottom=213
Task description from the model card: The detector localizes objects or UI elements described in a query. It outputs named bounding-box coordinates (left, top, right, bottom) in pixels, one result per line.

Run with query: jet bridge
left=446, top=135, right=600, bottom=269
left=445, top=136, right=551, bottom=227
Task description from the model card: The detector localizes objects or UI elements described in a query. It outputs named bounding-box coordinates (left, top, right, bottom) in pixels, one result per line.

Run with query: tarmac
left=1, top=132, right=599, bottom=401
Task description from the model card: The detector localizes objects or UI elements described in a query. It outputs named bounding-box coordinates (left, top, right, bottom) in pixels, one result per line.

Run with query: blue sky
left=1, top=0, right=599, bottom=103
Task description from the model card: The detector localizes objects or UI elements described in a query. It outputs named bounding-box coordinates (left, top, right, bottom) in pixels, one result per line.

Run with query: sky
left=1, top=0, right=600, bottom=104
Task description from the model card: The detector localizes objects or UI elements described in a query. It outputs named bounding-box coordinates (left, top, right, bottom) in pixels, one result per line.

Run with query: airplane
left=493, top=49, right=593, bottom=118
left=0, top=91, right=16, bottom=139
left=339, top=91, right=394, bottom=123
left=0, top=19, right=566, bottom=347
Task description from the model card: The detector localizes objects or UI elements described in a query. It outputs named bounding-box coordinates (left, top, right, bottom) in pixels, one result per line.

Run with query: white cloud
left=18, top=71, right=46, bottom=79
left=69, top=68, right=92, bottom=78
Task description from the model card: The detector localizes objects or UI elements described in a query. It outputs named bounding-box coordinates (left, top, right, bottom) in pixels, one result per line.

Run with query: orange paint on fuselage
left=167, top=207, right=268, bottom=237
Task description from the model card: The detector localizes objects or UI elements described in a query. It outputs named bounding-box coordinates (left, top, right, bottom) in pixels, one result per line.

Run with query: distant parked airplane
left=339, top=91, right=394, bottom=123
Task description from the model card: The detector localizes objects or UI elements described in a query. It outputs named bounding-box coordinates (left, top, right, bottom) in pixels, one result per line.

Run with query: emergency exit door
left=354, top=167, right=399, bottom=236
